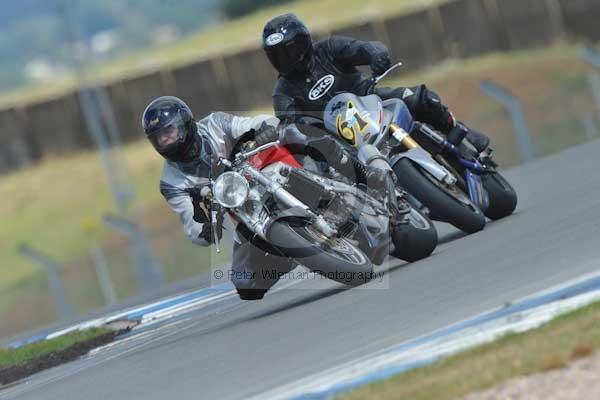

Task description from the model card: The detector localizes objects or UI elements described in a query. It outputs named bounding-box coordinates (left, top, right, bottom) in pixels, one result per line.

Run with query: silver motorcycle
left=207, top=136, right=437, bottom=287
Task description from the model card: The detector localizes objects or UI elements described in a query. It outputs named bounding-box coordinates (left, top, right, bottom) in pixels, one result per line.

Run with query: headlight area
left=213, top=172, right=249, bottom=208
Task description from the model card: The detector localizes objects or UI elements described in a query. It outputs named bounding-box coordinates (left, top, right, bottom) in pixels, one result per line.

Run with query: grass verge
left=0, top=326, right=128, bottom=387
left=340, top=299, right=600, bottom=400
left=0, top=327, right=111, bottom=368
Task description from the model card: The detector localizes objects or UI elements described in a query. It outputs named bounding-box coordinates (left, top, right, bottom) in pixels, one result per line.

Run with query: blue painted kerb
left=291, top=275, right=600, bottom=400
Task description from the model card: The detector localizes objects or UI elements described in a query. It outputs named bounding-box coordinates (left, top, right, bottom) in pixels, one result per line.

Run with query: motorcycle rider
left=143, top=96, right=390, bottom=300
left=261, top=13, right=490, bottom=153
left=143, top=96, right=295, bottom=300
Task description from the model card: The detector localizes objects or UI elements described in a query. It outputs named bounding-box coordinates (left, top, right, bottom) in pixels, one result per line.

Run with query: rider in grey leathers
left=143, top=96, right=394, bottom=299
left=143, top=96, right=292, bottom=300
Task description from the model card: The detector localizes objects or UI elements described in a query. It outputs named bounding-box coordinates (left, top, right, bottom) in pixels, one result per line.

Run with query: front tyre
left=482, top=172, right=517, bottom=220
left=391, top=207, right=438, bottom=262
left=393, top=159, right=486, bottom=234
left=266, top=219, right=374, bottom=286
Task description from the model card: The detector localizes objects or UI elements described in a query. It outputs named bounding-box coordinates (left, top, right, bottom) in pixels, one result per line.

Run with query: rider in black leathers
left=262, top=13, right=490, bottom=152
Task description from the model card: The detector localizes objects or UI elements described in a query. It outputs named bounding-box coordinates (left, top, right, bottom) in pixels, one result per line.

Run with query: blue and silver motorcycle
left=320, top=63, right=517, bottom=233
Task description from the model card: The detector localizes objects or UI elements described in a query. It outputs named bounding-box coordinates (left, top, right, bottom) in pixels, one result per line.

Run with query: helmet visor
left=148, top=116, right=187, bottom=155
left=265, top=33, right=311, bottom=74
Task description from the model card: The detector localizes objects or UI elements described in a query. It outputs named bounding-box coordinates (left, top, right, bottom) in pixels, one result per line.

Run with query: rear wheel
left=482, top=172, right=517, bottom=220
left=391, top=207, right=438, bottom=262
left=266, top=219, right=374, bottom=286
left=393, top=159, right=485, bottom=234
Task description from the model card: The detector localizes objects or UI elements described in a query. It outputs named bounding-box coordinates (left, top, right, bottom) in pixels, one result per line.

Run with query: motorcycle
left=318, top=62, right=517, bottom=233
left=206, top=133, right=437, bottom=288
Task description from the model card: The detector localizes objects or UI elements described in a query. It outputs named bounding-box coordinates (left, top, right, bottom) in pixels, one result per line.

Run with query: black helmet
left=262, top=14, right=312, bottom=75
left=142, top=96, right=200, bottom=162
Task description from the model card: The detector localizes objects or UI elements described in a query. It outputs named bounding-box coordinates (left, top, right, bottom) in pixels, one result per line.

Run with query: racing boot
left=447, top=122, right=490, bottom=153
left=464, top=126, right=490, bottom=154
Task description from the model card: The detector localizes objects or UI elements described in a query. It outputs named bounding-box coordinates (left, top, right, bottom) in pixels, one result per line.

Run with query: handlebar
left=237, top=140, right=281, bottom=160
left=371, top=62, right=403, bottom=85
left=217, top=140, right=282, bottom=171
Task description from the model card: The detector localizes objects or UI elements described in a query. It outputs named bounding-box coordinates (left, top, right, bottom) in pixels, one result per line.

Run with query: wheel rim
left=300, top=226, right=367, bottom=265
left=419, top=167, right=481, bottom=214
left=407, top=208, right=431, bottom=230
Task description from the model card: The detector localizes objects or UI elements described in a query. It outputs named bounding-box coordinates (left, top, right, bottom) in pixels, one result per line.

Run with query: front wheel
left=391, top=207, right=438, bottom=262
left=393, top=159, right=486, bottom=234
left=266, top=219, right=374, bottom=286
left=482, top=172, right=517, bottom=220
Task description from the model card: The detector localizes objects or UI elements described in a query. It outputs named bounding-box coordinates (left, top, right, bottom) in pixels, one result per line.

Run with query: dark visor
left=148, top=116, right=187, bottom=154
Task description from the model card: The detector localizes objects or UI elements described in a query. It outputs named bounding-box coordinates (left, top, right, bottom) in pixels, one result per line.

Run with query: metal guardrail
left=17, top=244, right=74, bottom=321
left=580, top=47, right=600, bottom=121
left=103, top=214, right=163, bottom=293
left=90, top=244, right=118, bottom=306
left=479, top=80, right=535, bottom=163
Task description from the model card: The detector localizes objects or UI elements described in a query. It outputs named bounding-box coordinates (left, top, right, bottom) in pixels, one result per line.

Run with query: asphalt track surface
left=3, top=140, right=600, bottom=400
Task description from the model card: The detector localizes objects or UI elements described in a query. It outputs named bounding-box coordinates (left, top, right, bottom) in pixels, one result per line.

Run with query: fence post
left=61, top=0, right=134, bottom=215
left=582, top=113, right=597, bottom=141
left=17, top=244, right=74, bottom=321
left=103, top=214, right=163, bottom=293
left=545, top=0, right=566, bottom=39
left=479, top=80, right=535, bottom=162
left=579, top=46, right=600, bottom=68
left=90, top=244, right=118, bottom=306
left=579, top=47, right=600, bottom=120
left=586, top=73, right=600, bottom=120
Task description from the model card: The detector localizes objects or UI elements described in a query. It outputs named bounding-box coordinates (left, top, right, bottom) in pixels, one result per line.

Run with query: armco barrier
left=559, top=0, right=600, bottom=42
left=330, top=22, right=381, bottom=44
left=27, top=95, right=92, bottom=156
left=0, top=108, right=39, bottom=172
left=438, top=0, right=507, bottom=57
left=172, top=58, right=239, bottom=115
left=222, top=48, right=277, bottom=110
left=1, top=0, right=599, bottom=173
left=120, top=72, right=168, bottom=132
left=104, top=80, right=140, bottom=142
left=496, top=0, right=558, bottom=50
left=383, top=9, right=446, bottom=70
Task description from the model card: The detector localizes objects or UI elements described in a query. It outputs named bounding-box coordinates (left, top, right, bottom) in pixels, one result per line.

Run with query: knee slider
left=237, top=288, right=267, bottom=300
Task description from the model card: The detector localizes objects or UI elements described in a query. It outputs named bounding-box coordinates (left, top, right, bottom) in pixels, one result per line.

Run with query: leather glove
left=370, top=51, right=392, bottom=76
left=199, top=218, right=223, bottom=244
left=199, top=223, right=215, bottom=244
left=254, top=122, right=280, bottom=146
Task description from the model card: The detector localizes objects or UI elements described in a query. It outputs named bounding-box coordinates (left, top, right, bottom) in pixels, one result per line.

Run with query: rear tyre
left=266, top=219, right=374, bottom=286
left=482, top=172, right=517, bottom=220
left=391, top=207, right=438, bottom=262
left=393, top=159, right=485, bottom=234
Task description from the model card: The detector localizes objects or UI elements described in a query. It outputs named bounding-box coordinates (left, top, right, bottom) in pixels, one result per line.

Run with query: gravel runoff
left=464, top=353, right=600, bottom=400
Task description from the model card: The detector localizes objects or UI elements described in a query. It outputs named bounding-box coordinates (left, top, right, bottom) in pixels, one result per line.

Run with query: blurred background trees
left=220, top=0, right=291, bottom=18
left=0, top=0, right=220, bottom=91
